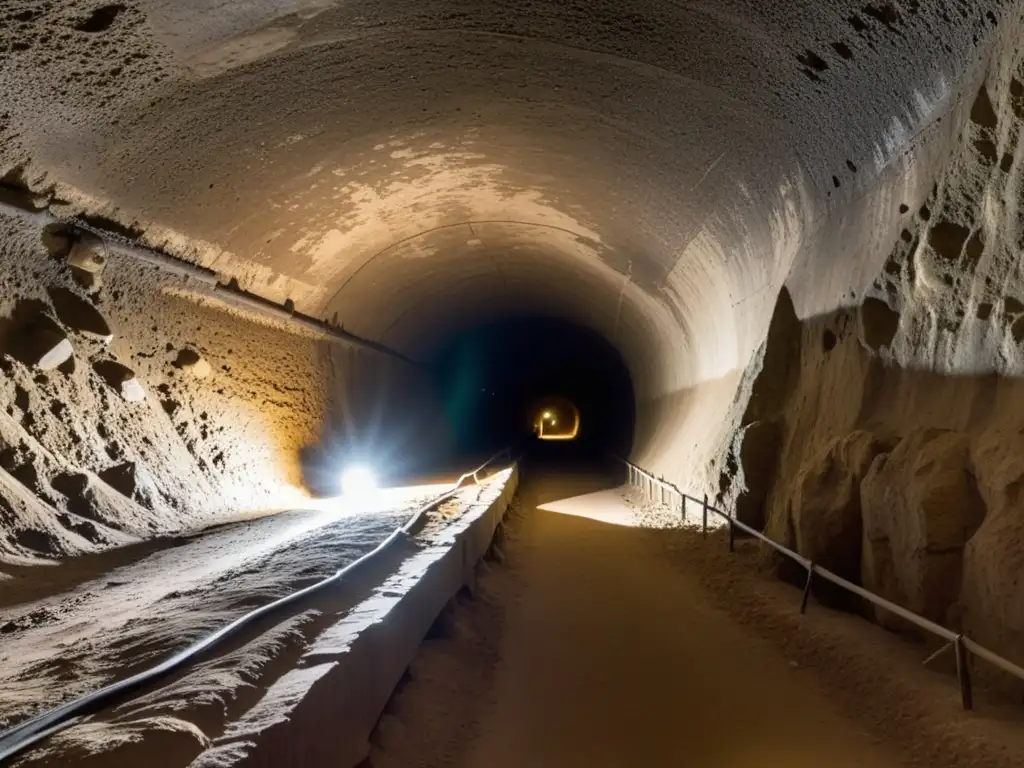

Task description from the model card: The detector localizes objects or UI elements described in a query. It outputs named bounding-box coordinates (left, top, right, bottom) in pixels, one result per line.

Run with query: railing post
left=728, top=513, right=735, bottom=553
left=800, top=563, right=814, bottom=614
left=680, top=494, right=686, bottom=524
left=701, top=494, right=708, bottom=538
left=954, top=635, right=974, bottom=711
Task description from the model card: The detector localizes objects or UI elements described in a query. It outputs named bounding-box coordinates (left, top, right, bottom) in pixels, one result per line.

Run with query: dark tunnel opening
left=299, top=315, right=635, bottom=495
left=430, top=317, right=636, bottom=463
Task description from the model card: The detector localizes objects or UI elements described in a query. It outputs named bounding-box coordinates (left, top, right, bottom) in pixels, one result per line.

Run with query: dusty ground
left=368, top=471, right=1024, bottom=768
left=3, top=476, right=503, bottom=767
left=0, top=483, right=446, bottom=729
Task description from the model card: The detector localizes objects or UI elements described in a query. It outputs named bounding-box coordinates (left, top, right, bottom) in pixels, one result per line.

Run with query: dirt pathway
left=372, top=467, right=902, bottom=767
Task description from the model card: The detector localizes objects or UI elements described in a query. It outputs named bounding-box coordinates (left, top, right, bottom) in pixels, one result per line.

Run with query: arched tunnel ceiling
left=0, top=0, right=1008, bottom=400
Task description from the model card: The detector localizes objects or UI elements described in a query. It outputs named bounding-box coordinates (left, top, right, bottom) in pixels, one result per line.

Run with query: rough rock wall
left=718, top=17, right=1024, bottom=686
left=0, top=206, right=436, bottom=567
left=861, top=430, right=986, bottom=628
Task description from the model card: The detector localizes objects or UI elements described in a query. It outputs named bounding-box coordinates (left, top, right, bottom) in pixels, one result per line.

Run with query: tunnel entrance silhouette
left=532, top=396, right=580, bottom=440
left=430, top=316, right=635, bottom=462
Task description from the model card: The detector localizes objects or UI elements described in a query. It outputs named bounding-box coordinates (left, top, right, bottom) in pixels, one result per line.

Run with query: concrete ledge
left=191, top=468, right=519, bottom=768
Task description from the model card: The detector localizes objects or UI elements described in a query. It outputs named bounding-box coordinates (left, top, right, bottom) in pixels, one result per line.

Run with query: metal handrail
left=0, top=449, right=514, bottom=764
left=618, top=455, right=1024, bottom=710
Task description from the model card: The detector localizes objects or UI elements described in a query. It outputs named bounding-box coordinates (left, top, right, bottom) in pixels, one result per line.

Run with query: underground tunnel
left=431, top=317, right=632, bottom=455
left=3, top=0, right=1024, bottom=765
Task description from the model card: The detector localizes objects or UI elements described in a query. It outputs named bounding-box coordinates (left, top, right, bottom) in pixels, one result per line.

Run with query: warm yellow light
left=536, top=402, right=580, bottom=441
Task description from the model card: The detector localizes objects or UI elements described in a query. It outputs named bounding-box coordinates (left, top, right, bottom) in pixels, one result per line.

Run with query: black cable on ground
left=0, top=449, right=511, bottom=765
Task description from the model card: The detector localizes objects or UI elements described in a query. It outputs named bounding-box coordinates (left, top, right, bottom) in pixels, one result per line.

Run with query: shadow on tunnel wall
left=712, top=284, right=1024, bottom=692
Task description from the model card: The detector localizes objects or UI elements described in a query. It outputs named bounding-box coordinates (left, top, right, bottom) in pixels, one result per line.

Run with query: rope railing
left=0, top=448, right=514, bottom=765
left=618, top=456, right=1024, bottom=711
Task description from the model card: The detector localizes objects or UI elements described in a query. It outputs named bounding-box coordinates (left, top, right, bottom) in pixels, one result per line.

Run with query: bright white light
left=341, top=465, right=378, bottom=497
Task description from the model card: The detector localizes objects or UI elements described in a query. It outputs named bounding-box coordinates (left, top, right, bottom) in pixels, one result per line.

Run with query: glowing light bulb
left=341, top=465, right=378, bottom=497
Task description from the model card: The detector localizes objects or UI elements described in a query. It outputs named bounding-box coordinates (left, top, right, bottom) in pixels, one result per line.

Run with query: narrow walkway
left=373, top=467, right=901, bottom=767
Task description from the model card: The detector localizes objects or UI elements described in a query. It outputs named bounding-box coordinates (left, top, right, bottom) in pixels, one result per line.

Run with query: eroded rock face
left=860, top=429, right=985, bottom=628
left=714, top=30, right=1024, bottom=682
left=47, top=286, right=113, bottom=343
left=859, top=297, right=900, bottom=353
left=718, top=288, right=801, bottom=519
left=959, top=433, right=1024, bottom=676
left=174, top=348, right=212, bottom=379
left=30, top=327, right=74, bottom=371
left=93, top=359, right=146, bottom=402
left=99, top=461, right=138, bottom=500
left=0, top=209, right=446, bottom=565
left=732, top=419, right=782, bottom=528
left=789, top=430, right=893, bottom=582
left=741, top=287, right=801, bottom=427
